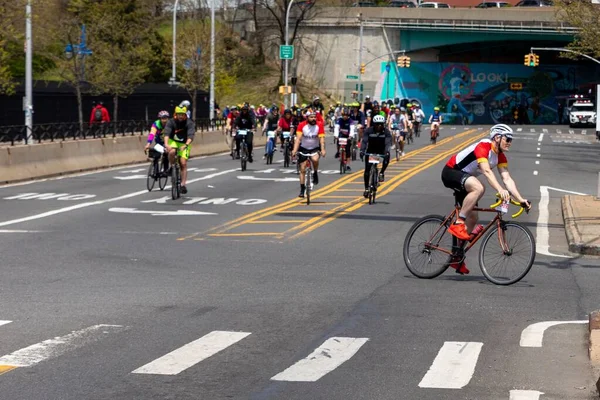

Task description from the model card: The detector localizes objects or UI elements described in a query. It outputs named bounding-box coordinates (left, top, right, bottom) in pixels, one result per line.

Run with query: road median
left=562, top=195, right=600, bottom=256
left=0, top=130, right=266, bottom=184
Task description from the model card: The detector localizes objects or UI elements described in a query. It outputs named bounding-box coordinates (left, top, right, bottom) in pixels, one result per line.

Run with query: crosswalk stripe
left=0, top=321, right=11, bottom=327
left=271, top=337, right=369, bottom=382
left=510, top=390, right=544, bottom=399
left=0, top=324, right=124, bottom=368
left=418, top=341, right=483, bottom=389
left=131, top=330, right=251, bottom=375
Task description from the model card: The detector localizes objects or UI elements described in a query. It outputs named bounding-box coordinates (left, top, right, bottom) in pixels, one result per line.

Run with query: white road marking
left=542, top=128, right=548, bottom=133
left=0, top=170, right=236, bottom=228
left=556, top=129, right=562, bottom=134
left=536, top=147, right=540, bottom=151
left=517, top=128, right=523, bottom=132
left=530, top=128, right=536, bottom=133
left=535, top=161, right=539, bottom=165
left=582, top=130, right=587, bottom=135
left=0, top=321, right=11, bottom=327
left=0, top=230, right=45, bottom=233
left=0, top=324, right=124, bottom=367
left=537, top=133, right=544, bottom=142
left=520, top=320, right=587, bottom=347
left=114, top=175, right=147, bottom=180
left=109, top=208, right=217, bottom=216
left=237, top=176, right=297, bottom=182
left=537, top=186, right=587, bottom=258
left=271, top=337, right=369, bottom=382
left=132, top=331, right=251, bottom=375
left=536, top=154, right=540, bottom=157
left=418, top=341, right=483, bottom=389
left=569, top=129, right=575, bottom=134
left=0, top=152, right=227, bottom=189
left=533, top=171, right=538, bottom=176
left=510, top=390, right=544, bottom=399
left=119, top=168, right=146, bottom=173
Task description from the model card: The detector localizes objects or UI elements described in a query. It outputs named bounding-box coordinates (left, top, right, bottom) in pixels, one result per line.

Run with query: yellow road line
left=247, top=220, right=304, bottom=224
left=317, top=195, right=358, bottom=199
left=208, top=232, right=283, bottom=237
left=287, top=130, right=485, bottom=240
left=277, top=210, right=333, bottom=213
left=0, top=366, right=16, bottom=375
left=180, top=130, right=476, bottom=241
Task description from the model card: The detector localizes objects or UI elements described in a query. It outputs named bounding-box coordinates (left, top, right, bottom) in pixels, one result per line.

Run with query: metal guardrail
left=0, top=119, right=227, bottom=146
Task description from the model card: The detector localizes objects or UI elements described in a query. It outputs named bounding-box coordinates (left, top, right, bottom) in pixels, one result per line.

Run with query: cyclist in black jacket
left=234, top=104, right=256, bottom=162
left=360, top=114, right=392, bottom=198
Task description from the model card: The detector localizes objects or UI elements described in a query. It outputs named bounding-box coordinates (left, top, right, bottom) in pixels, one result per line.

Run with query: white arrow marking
left=520, top=320, right=587, bottom=347
left=237, top=176, right=297, bottom=182
left=114, top=175, right=147, bottom=180
left=109, top=207, right=217, bottom=216
left=537, top=186, right=587, bottom=258
left=510, top=390, right=544, bottom=400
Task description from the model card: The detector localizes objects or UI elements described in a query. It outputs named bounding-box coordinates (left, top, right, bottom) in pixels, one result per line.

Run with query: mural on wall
left=375, top=62, right=600, bottom=124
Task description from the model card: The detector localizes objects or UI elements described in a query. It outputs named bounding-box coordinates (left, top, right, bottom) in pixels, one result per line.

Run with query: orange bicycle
left=403, top=192, right=535, bottom=285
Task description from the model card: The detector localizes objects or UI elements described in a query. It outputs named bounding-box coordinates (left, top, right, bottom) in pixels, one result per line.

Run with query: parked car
left=476, top=1, right=511, bottom=7
left=352, top=1, right=377, bottom=6
left=388, top=0, right=417, bottom=7
left=419, top=2, right=451, bottom=7
left=515, top=0, right=553, bottom=6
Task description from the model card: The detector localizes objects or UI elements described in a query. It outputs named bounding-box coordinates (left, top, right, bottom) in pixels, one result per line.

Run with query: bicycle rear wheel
left=403, top=215, right=453, bottom=279
left=479, top=221, right=535, bottom=285
left=339, top=149, right=345, bottom=174
left=146, top=160, right=157, bottom=192
left=241, top=143, right=247, bottom=171
left=283, top=144, right=290, bottom=168
left=171, top=164, right=180, bottom=200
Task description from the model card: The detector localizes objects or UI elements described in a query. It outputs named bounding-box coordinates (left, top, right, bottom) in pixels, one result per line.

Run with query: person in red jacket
left=90, top=102, right=110, bottom=124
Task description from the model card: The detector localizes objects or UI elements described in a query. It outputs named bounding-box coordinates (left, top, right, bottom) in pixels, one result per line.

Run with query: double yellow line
left=287, top=129, right=486, bottom=239
left=178, top=128, right=484, bottom=241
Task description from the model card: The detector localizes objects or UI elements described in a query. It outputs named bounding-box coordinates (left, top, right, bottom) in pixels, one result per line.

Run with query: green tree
left=0, top=1, right=24, bottom=95
left=554, top=0, right=600, bottom=60
left=86, top=0, right=154, bottom=123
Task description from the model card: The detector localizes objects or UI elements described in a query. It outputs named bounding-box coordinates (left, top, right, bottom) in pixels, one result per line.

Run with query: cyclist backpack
left=94, top=108, right=103, bottom=122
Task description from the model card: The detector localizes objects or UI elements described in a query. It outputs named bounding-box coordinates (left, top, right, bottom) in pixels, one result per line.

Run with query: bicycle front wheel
left=146, top=161, right=157, bottom=192
left=305, top=167, right=312, bottom=205
left=403, top=215, right=452, bottom=279
left=171, top=165, right=179, bottom=200
left=479, top=221, right=536, bottom=285
left=159, top=156, right=168, bottom=190
left=368, top=166, right=377, bottom=204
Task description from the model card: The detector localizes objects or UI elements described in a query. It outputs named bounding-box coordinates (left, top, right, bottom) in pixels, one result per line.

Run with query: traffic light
left=360, top=63, right=365, bottom=74
left=524, top=53, right=531, bottom=66
left=524, top=53, right=538, bottom=67
left=533, top=53, right=539, bottom=67
left=397, top=55, right=411, bottom=68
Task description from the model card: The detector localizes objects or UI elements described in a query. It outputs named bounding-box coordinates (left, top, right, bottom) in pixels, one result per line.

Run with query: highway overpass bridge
left=232, top=6, right=599, bottom=124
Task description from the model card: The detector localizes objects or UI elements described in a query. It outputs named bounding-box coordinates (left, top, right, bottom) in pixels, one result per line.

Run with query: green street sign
left=279, top=45, right=294, bottom=60
left=346, top=75, right=359, bottom=80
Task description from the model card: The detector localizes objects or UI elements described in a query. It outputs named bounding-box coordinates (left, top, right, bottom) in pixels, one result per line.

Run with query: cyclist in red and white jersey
left=441, top=124, right=532, bottom=272
left=292, top=111, right=326, bottom=198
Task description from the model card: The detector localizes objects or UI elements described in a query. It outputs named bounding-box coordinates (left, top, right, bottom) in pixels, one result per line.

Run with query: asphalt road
left=0, top=124, right=599, bottom=400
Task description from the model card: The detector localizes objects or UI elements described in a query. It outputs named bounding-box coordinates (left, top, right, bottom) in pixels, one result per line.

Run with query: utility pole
left=284, top=0, right=296, bottom=109
left=169, top=0, right=180, bottom=86
left=210, top=0, right=215, bottom=121
left=25, top=0, right=33, bottom=143
left=358, top=13, right=364, bottom=103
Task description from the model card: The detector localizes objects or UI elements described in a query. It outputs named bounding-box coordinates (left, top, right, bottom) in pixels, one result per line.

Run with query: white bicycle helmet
left=489, top=124, right=513, bottom=139
left=373, top=115, right=386, bottom=124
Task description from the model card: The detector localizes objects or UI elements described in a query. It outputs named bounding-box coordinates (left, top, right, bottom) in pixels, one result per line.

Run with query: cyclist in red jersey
left=441, top=124, right=532, bottom=274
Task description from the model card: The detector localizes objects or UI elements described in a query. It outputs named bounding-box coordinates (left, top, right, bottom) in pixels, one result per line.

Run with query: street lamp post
left=25, top=0, right=33, bottom=143
left=170, top=0, right=180, bottom=86
left=210, top=0, right=215, bottom=121
left=358, top=13, right=363, bottom=102
left=284, top=0, right=296, bottom=109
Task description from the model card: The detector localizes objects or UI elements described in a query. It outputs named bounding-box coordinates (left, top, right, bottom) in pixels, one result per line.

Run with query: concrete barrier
left=0, top=130, right=267, bottom=184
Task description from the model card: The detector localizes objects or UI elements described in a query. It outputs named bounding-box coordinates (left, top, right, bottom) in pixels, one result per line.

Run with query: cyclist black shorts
left=297, top=146, right=320, bottom=164
left=441, top=165, right=472, bottom=205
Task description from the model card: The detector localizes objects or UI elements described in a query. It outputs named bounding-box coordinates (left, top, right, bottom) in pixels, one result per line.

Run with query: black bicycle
left=364, top=152, right=385, bottom=205
left=171, top=152, right=182, bottom=200
left=298, top=151, right=319, bottom=205
left=145, top=146, right=168, bottom=192
left=237, top=129, right=250, bottom=171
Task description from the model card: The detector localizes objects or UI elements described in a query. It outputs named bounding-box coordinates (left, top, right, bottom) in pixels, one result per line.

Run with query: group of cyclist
left=143, top=100, right=533, bottom=276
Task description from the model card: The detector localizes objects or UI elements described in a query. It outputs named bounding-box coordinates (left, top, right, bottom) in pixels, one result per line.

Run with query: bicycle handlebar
left=489, top=193, right=527, bottom=219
